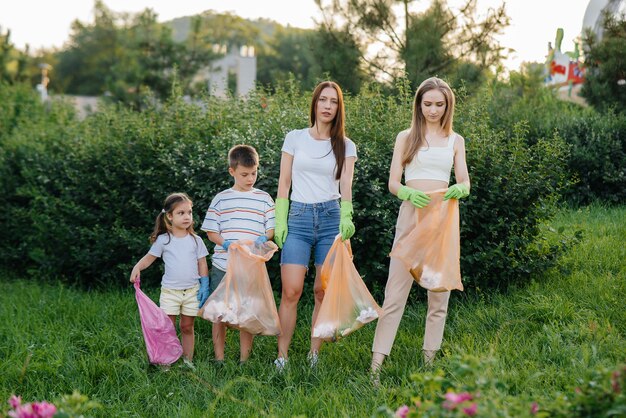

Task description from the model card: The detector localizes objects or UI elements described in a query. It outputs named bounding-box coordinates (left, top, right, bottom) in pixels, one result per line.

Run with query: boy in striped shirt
left=201, top=144, right=275, bottom=363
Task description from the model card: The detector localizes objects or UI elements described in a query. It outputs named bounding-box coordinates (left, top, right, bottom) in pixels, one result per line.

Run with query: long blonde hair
left=402, top=77, right=455, bottom=167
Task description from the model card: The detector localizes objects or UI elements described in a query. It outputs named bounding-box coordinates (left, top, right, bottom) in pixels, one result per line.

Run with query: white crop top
left=404, top=134, right=455, bottom=183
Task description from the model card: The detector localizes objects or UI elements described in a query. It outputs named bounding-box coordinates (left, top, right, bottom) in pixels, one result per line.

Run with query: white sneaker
left=370, top=371, right=381, bottom=388
left=182, top=357, right=196, bottom=371
left=274, top=357, right=287, bottom=372
left=307, top=351, right=319, bottom=368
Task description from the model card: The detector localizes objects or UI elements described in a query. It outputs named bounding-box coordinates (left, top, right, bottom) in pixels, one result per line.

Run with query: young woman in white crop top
left=370, top=77, right=470, bottom=383
left=273, top=81, right=357, bottom=369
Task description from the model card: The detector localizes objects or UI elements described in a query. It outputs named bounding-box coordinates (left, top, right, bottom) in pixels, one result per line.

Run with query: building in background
left=194, top=45, right=257, bottom=98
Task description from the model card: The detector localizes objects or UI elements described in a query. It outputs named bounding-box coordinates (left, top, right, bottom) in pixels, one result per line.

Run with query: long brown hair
left=402, top=77, right=455, bottom=167
left=150, top=192, right=197, bottom=244
left=310, top=81, right=346, bottom=180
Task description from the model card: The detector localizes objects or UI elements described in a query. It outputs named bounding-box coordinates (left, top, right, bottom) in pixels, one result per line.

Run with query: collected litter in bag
left=390, top=189, right=463, bottom=292
left=134, top=277, right=183, bottom=365
left=200, top=240, right=281, bottom=336
left=312, top=236, right=383, bottom=341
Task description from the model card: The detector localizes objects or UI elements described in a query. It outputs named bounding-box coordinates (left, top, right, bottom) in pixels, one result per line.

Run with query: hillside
left=165, top=10, right=300, bottom=46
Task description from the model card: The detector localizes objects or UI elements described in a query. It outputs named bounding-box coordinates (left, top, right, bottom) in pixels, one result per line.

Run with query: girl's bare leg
left=310, top=265, right=325, bottom=354
left=277, top=264, right=307, bottom=359
left=179, top=315, right=195, bottom=360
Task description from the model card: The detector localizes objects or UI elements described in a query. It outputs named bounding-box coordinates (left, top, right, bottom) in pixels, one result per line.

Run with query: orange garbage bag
left=312, top=235, right=383, bottom=341
left=199, top=240, right=281, bottom=336
left=390, top=189, right=463, bottom=292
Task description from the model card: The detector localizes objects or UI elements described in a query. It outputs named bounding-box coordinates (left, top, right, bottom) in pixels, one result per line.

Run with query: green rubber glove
left=443, top=183, right=470, bottom=200
left=274, top=197, right=289, bottom=249
left=339, top=201, right=355, bottom=240
left=397, top=185, right=431, bottom=208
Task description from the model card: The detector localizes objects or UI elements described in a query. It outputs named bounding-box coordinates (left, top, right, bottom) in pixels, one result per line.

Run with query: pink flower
left=530, top=402, right=539, bottom=414
left=442, top=400, right=456, bottom=411
left=32, top=402, right=57, bottom=418
left=7, top=397, right=57, bottom=418
left=462, top=403, right=478, bottom=416
left=395, top=405, right=410, bottom=418
left=9, top=395, right=22, bottom=409
left=445, top=392, right=473, bottom=404
left=611, top=371, right=621, bottom=394
left=9, top=403, right=35, bottom=418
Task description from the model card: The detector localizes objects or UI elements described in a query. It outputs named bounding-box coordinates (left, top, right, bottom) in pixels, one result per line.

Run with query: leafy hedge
left=487, top=85, right=626, bottom=205
left=0, top=80, right=572, bottom=291
left=378, top=356, right=626, bottom=417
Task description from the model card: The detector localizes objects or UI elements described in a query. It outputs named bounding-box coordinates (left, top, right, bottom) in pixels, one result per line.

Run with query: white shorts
left=159, top=284, right=200, bottom=317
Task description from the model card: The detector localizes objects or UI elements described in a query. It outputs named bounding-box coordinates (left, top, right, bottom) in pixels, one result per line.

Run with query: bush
left=0, top=80, right=570, bottom=291
left=377, top=356, right=626, bottom=418
left=551, top=364, right=626, bottom=417
left=0, top=82, right=46, bottom=142
left=487, top=81, right=626, bottom=205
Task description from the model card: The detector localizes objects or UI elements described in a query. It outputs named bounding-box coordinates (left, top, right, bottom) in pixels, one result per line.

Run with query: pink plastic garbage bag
left=199, top=240, right=281, bottom=336
left=134, top=277, right=183, bottom=365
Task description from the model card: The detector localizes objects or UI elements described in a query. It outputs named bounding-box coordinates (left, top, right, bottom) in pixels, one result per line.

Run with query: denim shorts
left=280, top=200, right=340, bottom=267
left=209, top=267, right=226, bottom=295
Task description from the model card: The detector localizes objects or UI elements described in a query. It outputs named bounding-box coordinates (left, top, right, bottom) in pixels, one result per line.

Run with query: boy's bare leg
left=212, top=322, right=226, bottom=361
left=239, top=331, right=254, bottom=362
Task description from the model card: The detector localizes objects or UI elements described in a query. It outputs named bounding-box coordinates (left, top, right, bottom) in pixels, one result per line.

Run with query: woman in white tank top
left=370, top=77, right=471, bottom=383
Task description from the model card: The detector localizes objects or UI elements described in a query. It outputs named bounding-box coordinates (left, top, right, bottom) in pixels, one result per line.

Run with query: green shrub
left=377, top=356, right=626, bottom=418
left=455, top=96, right=574, bottom=288
left=487, top=83, right=626, bottom=205
left=551, top=364, right=626, bottom=417
left=0, top=82, right=45, bottom=142
left=0, top=81, right=570, bottom=291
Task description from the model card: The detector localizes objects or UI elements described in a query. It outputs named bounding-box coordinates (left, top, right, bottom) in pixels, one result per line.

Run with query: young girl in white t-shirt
left=130, top=192, right=209, bottom=365
left=273, top=81, right=358, bottom=369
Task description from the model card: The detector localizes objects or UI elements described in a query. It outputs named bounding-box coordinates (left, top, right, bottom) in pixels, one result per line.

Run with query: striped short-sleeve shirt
left=201, top=188, right=276, bottom=271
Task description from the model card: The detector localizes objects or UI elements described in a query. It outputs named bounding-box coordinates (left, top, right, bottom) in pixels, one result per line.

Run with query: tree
left=312, top=27, right=367, bottom=93
left=256, top=27, right=318, bottom=89
left=111, top=9, right=181, bottom=105
left=315, top=0, right=510, bottom=87
left=192, top=11, right=262, bottom=48
left=54, top=1, right=120, bottom=95
left=257, top=26, right=366, bottom=93
left=0, top=27, right=33, bottom=84
left=53, top=1, right=216, bottom=106
left=581, top=13, right=626, bottom=114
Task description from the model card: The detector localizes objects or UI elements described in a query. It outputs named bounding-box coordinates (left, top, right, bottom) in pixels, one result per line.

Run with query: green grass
left=1, top=204, right=624, bottom=417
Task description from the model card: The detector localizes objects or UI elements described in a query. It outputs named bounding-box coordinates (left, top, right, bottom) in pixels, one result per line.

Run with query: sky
left=0, top=0, right=593, bottom=71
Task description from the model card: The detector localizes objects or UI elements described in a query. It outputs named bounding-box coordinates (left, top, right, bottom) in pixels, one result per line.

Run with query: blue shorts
left=280, top=200, right=340, bottom=267
left=209, top=267, right=226, bottom=295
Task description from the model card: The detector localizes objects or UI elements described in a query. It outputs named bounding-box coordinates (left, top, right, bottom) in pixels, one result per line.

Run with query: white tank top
left=404, top=134, right=455, bottom=183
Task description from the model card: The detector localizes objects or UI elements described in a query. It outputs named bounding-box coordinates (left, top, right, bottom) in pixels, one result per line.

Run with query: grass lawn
left=1, top=204, right=624, bottom=417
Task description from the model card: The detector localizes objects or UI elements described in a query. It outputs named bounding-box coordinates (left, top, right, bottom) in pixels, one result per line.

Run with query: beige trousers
left=372, top=201, right=451, bottom=356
